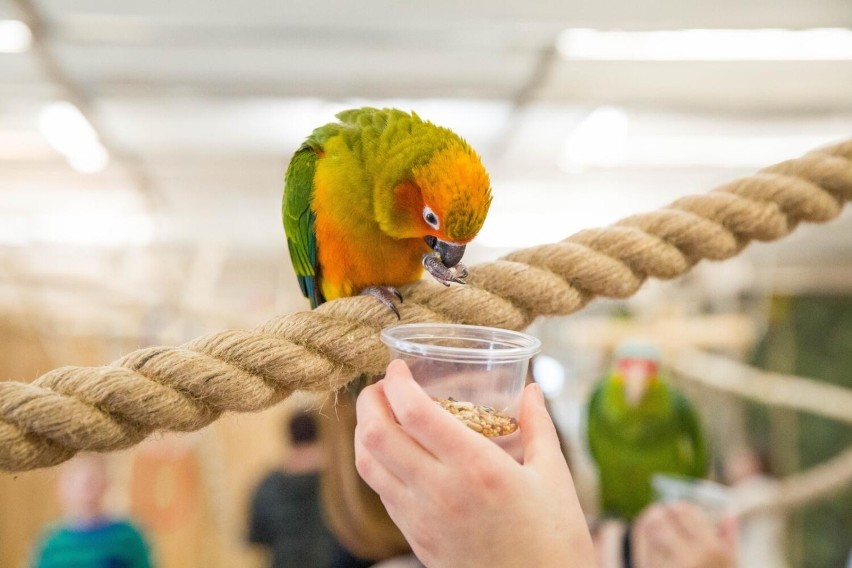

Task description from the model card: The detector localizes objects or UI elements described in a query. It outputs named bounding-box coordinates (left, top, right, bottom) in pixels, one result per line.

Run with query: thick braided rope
left=671, top=349, right=852, bottom=515
left=1, top=140, right=851, bottom=472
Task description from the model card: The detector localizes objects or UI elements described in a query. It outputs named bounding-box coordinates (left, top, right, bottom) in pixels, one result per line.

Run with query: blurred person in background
left=249, top=410, right=369, bottom=568
left=30, top=454, right=153, bottom=568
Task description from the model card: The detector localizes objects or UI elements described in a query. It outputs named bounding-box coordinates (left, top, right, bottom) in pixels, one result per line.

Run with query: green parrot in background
left=282, top=107, right=492, bottom=315
left=586, top=340, right=708, bottom=520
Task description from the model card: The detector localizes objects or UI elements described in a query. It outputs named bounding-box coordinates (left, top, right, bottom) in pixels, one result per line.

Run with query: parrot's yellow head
left=385, top=141, right=491, bottom=269
left=410, top=143, right=492, bottom=245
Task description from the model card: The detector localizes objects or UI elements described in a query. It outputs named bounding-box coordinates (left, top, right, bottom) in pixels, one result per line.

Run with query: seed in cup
left=435, top=397, right=518, bottom=437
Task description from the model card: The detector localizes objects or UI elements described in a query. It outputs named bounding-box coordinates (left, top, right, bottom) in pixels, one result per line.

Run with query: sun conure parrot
left=586, top=340, right=708, bottom=520
left=282, top=107, right=492, bottom=315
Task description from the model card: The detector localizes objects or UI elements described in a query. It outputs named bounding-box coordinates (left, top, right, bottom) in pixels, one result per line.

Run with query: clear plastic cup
left=652, top=473, right=733, bottom=524
left=380, top=323, right=542, bottom=428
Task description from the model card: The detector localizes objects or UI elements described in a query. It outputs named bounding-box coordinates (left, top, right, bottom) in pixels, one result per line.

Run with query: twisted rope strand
left=1, top=140, right=851, bottom=472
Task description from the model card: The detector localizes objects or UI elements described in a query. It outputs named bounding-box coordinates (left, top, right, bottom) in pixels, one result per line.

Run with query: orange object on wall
left=130, top=444, right=200, bottom=533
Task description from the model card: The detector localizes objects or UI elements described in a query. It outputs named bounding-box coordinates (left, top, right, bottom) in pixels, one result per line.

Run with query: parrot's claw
left=454, top=262, right=469, bottom=281
left=423, top=254, right=467, bottom=286
left=360, top=286, right=403, bottom=319
left=392, top=287, right=404, bottom=303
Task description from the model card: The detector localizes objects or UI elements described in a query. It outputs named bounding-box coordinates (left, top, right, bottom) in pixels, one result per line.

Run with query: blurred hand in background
left=631, top=502, right=736, bottom=568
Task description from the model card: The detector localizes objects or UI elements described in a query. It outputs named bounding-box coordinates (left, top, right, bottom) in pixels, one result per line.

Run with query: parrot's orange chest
left=315, top=220, right=429, bottom=300
left=311, top=159, right=430, bottom=301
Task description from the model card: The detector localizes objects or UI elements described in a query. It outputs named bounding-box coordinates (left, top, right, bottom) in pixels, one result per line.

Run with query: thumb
left=718, top=514, right=738, bottom=553
left=519, top=383, right=564, bottom=468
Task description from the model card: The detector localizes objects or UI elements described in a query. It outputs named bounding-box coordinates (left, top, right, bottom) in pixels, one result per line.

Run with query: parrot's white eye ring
left=423, top=206, right=440, bottom=230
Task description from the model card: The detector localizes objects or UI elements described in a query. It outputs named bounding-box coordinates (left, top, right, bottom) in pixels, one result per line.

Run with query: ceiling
left=1, top=0, right=851, bottom=335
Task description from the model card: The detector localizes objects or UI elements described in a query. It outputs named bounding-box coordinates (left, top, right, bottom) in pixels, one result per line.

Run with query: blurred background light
left=65, top=142, right=110, bottom=173
left=562, top=128, right=844, bottom=170
left=611, top=133, right=841, bottom=168
left=475, top=177, right=683, bottom=248
left=0, top=188, right=153, bottom=247
left=38, top=102, right=110, bottom=173
left=561, top=106, right=630, bottom=172
left=557, top=28, right=852, bottom=61
left=33, top=211, right=154, bottom=247
left=0, top=19, right=31, bottom=53
left=532, top=355, right=568, bottom=397
left=0, top=210, right=154, bottom=247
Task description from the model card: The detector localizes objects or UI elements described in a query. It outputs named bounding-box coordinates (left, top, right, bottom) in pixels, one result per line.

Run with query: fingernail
left=530, top=382, right=545, bottom=402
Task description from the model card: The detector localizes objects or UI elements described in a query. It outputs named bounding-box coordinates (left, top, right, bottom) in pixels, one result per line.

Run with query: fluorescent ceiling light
left=0, top=20, right=31, bottom=53
left=39, top=102, right=110, bottom=173
left=66, top=143, right=109, bottom=173
left=557, top=28, right=852, bottom=61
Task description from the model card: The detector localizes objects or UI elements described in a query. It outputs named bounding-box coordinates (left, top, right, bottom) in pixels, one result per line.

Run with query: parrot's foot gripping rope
left=1, top=140, right=851, bottom=473
left=360, top=286, right=405, bottom=319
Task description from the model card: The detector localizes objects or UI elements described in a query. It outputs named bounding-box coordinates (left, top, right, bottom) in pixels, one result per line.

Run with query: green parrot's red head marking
left=611, top=340, right=664, bottom=407
left=411, top=143, right=492, bottom=244
left=616, top=358, right=660, bottom=406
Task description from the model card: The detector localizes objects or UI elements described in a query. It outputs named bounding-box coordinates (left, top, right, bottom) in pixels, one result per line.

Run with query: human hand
left=354, top=359, right=595, bottom=568
left=631, top=502, right=737, bottom=568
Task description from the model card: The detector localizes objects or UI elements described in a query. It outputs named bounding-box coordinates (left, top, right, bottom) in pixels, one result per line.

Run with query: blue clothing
left=32, top=519, right=152, bottom=568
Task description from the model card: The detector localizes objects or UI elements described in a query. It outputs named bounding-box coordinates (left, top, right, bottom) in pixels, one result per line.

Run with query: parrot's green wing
left=283, top=143, right=323, bottom=308
left=673, top=391, right=709, bottom=477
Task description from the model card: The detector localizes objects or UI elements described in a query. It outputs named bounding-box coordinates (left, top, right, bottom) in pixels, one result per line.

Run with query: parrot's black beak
left=424, top=236, right=466, bottom=268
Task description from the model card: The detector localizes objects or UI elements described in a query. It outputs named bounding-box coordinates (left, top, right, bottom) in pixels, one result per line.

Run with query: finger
left=353, top=433, right=408, bottom=505
left=355, top=379, right=438, bottom=481
left=631, top=506, right=659, bottom=568
left=667, top=501, right=715, bottom=542
left=659, top=505, right=697, bottom=560
left=718, top=514, right=738, bottom=553
left=642, top=504, right=691, bottom=561
left=376, top=497, right=434, bottom=568
left=519, top=383, right=565, bottom=471
left=381, top=360, right=511, bottom=465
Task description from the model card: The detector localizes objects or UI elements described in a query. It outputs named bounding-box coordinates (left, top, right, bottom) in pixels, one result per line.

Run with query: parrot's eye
left=423, top=206, right=440, bottom=230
